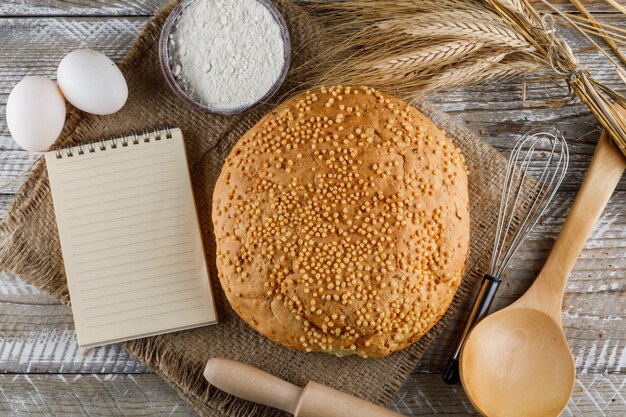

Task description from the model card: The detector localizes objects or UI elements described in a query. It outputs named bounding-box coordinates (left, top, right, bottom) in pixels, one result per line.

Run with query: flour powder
left=168, top=0, right=286, bottom=111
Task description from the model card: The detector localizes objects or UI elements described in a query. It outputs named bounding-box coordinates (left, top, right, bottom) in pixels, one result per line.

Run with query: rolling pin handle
left=295, top=381, right=405, bottom=417
left=204, top=358, right=302, bottom=414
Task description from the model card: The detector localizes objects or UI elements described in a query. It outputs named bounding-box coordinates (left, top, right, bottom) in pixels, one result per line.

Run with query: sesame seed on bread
left=212, top=86, right=470, bottom=358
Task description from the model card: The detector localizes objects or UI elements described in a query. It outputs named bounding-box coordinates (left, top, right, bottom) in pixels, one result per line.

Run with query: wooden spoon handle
left=522, top=126, right=626, bottom=319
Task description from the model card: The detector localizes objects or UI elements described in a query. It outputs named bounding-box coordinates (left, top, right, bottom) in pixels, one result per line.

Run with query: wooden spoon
left=460, top=122, right=626, bottom=417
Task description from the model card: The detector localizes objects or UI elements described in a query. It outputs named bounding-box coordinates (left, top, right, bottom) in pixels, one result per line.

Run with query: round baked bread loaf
left=213, top=86, right=469, bottom=357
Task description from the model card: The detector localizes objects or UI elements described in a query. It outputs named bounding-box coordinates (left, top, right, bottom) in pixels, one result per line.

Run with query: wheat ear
left=394, top=20, right=533, bottom=50
left=372, top=40, right=486, bottom=71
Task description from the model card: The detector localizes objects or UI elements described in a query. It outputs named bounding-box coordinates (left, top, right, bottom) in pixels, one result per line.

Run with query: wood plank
left=0, top=374, right=193, bottom=417
left=0, top=272, right=147, bottom=374
left=0, top=17, right=145, bottom=83
left=0, top=188, right=623, bottom=374
left=391, top=374, right=626, bottom=416
left=0, top=151, right=39, bottom=195
left=0, top=373, right=621, bottom=416
left=0, top=194, right=14, bottom=219
left=0, top=0, right=619, bottom=16
left=0, top=1, right=168, bottom=16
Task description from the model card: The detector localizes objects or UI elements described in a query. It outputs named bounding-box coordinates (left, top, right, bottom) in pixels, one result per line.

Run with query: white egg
left=6, top=76, right=66, bottom=152
left=57, top=49, right=128, bottom=115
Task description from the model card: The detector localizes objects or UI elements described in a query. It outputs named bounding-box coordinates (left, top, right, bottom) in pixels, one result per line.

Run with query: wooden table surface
left=0, top=1, right=624, bottom=416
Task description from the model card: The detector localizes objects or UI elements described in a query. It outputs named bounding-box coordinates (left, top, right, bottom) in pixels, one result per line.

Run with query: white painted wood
left=0, top=272, right=147, bottom=373
left=0, top=1, right=624, bottom=416
left=0, top=17, right=145, bottom=89
left=391, top=374, right=626, bottom=416
left=0, top=374, right=193, bottom=416
left=0, top=373, right=620, bottom=416
left=0, top=194, right=15, bottom=217
left=0, top=0, right=617, bottom=16
left=0, top=0, right=169, bottom=16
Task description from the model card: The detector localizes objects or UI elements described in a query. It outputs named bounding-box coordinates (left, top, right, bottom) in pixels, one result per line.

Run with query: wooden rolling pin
left=204, top=358, right=405, bottom=417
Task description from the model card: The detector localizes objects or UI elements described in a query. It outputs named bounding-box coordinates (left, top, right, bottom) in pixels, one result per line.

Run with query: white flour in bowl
left=168, top=0, right=286, bottom=111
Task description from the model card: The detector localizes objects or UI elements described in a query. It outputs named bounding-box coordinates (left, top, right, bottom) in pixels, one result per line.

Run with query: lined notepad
left=45, top=127, right=217, bottom=347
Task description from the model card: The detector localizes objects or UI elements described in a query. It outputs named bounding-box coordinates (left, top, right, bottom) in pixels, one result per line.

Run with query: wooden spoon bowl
left=461, top=307, right=575, bottom=417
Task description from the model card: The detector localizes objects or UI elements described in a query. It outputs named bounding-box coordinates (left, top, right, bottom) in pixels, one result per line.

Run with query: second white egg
left=57, top=49, right=128, bottom=115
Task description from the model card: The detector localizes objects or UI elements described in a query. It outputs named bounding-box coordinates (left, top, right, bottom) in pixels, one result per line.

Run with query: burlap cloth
left=0, top=1, right=518, bottom=416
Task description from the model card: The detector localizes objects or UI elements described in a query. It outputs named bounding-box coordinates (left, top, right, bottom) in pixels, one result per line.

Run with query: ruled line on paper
left=66, top=187, right=182, bottom=211
left=63, top=178, right=181, bottom=202
left=75, top=244, right=193, bottom=269
left=73, top=231, right=190, bottom=255
left=63, top=167, right=179, bottom=193
left=84, top=286, right=202, bottom=311
left=70, top=215, right=187, bottom=239
left=63, top=175, right=182, bottom=201
left=70, top=195, right=183, bottom=220
left=71, top=223, right=189, bottom=247
left=85, top=295, right=203, bottom=319
left=85, top=303, right=206, bottom=329
left=80, top=269, right=198, bottom=292
left=75, top=241, right=192, bottom=265
left=79, top=259, right=197, bottom=282
left=76, top=249, right=195, bottom=274
left=81, top=276, right=199, bottom=301
left=60, top=159, right=176, bottom=184
left=68, top=204, right=185, bottom=229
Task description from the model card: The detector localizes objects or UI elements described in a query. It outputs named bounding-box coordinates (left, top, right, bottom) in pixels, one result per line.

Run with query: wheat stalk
left=303, top=0, right=540, bottom=96
left=303, top=0, right=626, bottom=157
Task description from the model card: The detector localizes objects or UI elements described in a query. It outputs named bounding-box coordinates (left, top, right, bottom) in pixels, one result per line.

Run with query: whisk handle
left=442, top=274, right=501, bottom=385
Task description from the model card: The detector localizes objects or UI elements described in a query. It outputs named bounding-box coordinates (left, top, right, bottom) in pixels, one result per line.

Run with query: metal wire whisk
left=442, top=129, right=569, bottom=385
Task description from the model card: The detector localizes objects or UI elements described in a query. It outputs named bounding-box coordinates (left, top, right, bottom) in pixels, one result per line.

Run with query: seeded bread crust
left=212, top=86, right=470, bottom=358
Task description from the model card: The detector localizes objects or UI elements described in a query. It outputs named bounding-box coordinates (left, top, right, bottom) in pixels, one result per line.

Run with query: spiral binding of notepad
left=54, top=125, right=173, bottom=159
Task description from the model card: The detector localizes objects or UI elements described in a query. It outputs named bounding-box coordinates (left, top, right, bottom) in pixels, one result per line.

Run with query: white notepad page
left=45, top=128, right=217, bottom=348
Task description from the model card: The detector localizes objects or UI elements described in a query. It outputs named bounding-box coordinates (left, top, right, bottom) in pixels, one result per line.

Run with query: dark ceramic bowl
left=158, top=0, right=292, bottom=116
